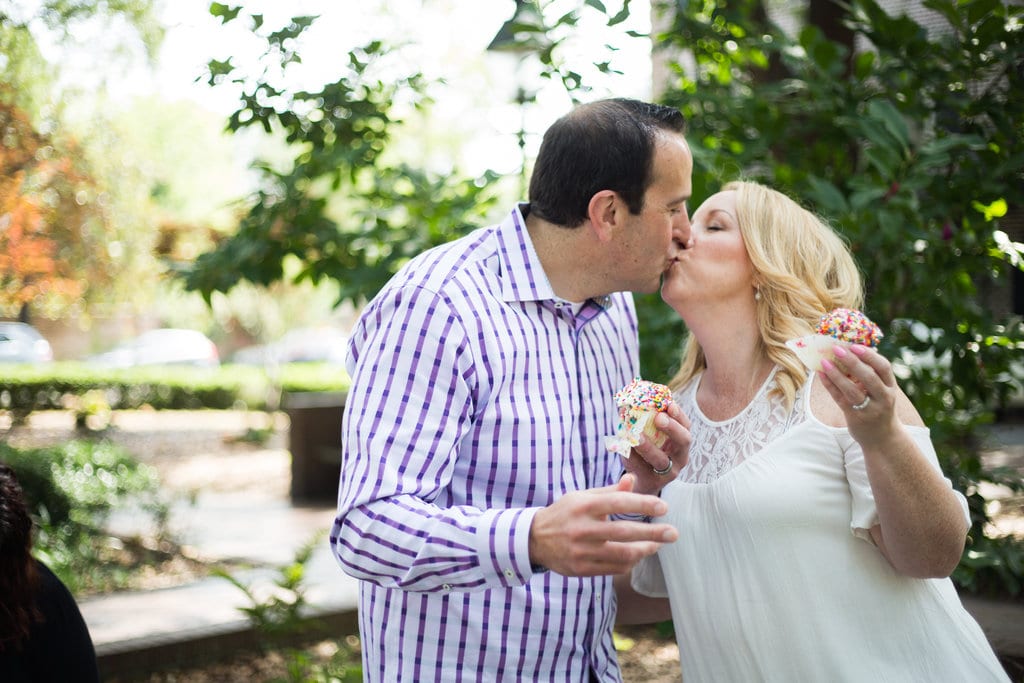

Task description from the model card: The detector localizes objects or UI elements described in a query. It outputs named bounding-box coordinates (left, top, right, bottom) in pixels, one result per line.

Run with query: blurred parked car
left=0, top=322, right=54, bottom=363
left=88, top=328, right=220, bottom=368
left=231, top=326, right=348, bottom=366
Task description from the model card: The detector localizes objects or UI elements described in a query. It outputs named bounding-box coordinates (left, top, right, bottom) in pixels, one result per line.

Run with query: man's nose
left=674, top=211, right=693, bottom=248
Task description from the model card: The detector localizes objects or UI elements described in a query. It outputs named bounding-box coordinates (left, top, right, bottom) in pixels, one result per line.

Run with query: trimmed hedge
left=0, top=362, right=350, bottom=415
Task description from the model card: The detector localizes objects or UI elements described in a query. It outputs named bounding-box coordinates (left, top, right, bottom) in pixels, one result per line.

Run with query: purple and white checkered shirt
left=330, top=205, right=640, bottom=682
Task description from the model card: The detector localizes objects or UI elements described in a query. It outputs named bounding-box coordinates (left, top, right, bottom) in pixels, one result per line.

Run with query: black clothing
left=0, top=561, right=100, bottom=683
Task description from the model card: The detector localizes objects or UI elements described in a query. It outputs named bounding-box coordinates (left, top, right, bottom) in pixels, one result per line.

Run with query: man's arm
left=331, top=285, right=536, bottom=592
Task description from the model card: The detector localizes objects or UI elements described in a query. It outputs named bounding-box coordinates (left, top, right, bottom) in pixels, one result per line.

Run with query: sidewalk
left=39, top=410, right=363, bottom=678
left=82, top=492, right=361, bottom=677
left=63, top=413, right=1024, bottom=678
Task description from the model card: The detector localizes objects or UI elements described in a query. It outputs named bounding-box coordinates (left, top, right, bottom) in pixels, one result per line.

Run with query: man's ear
left=587, top=190, right=618, bottom=243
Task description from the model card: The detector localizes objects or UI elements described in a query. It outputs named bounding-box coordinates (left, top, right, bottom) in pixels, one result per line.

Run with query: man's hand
left=622, top=403, right=691, bottom=495
left=529, top=474, right=677, bottom=577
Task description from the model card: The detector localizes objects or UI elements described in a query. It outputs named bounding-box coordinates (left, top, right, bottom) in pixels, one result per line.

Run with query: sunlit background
left=5, top=0, right=654, bottom=362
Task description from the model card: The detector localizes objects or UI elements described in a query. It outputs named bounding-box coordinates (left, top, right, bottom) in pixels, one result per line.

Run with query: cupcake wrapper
left=785, top=334, right=852, bottom=372
left=605, top=408, right=668, bottom=457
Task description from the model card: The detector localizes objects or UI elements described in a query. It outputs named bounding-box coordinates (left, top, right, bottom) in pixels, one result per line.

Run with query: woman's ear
left=587, top=190, right=618, bottom=243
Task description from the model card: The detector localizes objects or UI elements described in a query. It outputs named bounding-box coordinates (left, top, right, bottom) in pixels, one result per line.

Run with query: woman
left=0, top=463, right=100, bottom=682
left=616, top=181, right=1009, bottom=681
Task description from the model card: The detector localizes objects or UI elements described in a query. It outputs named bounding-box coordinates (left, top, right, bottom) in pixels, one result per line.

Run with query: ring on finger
left=652, top=462, right=673, bottom=476
left=851, top=395, right=871, bottom=411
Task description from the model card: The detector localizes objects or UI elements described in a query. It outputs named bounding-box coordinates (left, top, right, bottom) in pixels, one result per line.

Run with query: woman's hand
left=819, top=343, right=904, bottom=446
left=622, top=402, right=691, bottom=496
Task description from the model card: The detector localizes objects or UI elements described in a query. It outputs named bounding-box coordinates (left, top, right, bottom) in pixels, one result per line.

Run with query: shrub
left=0, top=361, right=351, bottom=418
left=0, top=439, right=167, bottom=594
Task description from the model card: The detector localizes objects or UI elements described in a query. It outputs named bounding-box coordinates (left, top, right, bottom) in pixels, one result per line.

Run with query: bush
left=0, top=361, right=350, bottom=418
left=0, top=439, right=168, bottom=594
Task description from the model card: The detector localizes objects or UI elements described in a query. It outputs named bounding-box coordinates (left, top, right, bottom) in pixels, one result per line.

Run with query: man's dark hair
left=527, top=98, right=686, bottom=228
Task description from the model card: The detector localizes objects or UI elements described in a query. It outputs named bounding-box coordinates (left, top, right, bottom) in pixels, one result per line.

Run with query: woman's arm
left=860, top=413, right=969, bottom=578
left=819, top=344, right=969, bottom=578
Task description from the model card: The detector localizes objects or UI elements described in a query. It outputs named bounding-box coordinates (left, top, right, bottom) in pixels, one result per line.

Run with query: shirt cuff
left=475, top=506, right=542, bottom=587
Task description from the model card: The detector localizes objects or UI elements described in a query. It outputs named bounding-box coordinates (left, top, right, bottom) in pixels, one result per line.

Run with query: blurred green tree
left=181, top=4, right=502, bottom=309
left=0, top=0, right=168, bottom=323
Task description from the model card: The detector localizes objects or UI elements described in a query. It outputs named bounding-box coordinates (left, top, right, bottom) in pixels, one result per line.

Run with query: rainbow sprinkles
left=786, top=307, right=884, bottom=372
left=605, top=377, right=674, bottom=457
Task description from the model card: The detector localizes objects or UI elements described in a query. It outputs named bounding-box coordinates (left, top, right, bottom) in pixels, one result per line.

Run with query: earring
left=754, top=289, right=762, bottom=301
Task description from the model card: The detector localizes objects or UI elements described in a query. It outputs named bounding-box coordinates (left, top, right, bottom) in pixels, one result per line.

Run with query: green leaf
left=209, top=3, right=241, bottom=23
left=920, top=134, right=986, bottom=155
left=921, top=0, right=965, bottom=31
left=851, top=51, right=876, bottom=80
left=849, top=187, right=887, bottom=211
left=867, top=99, right=910, bottom=152
left=609, top=0, right=632, bottom=26
left=971, top=198, right=1008, bottom=221
left=806, top=176, right=849, bottom=214
left=863, top=145, right=901, bottom=177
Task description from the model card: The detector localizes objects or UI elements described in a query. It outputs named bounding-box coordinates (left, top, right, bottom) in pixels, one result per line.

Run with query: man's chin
left=633, top=279, right=661, bottom=295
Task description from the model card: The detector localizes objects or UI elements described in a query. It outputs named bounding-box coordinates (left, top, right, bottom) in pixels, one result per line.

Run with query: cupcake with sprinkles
left=605, top=377, right=674, bottom=457
left=786, top=307, right=884, bottom=372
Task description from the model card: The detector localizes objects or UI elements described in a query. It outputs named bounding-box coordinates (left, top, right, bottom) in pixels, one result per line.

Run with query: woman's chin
left=660, top=270, right=684, bottom=305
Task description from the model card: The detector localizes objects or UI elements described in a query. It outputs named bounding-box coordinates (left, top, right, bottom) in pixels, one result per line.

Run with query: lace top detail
left=677, top=367, right=808, bottom=484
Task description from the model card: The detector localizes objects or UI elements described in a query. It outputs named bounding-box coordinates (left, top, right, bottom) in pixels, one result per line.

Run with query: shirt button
left=442, top=584, right=452, bottom=592
left=504, top=569, right=515, bottom=579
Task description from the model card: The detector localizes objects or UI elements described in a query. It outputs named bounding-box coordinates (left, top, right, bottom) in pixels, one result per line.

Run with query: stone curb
left=96, top=606, right=360, bottom=680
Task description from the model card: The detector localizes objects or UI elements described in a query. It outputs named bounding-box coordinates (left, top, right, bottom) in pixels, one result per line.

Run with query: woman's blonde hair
left=668, top=180, right=865, bottom=409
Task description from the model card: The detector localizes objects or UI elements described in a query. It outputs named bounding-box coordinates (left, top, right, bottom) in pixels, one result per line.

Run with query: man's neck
left=524, top=213, right=602, bottom=303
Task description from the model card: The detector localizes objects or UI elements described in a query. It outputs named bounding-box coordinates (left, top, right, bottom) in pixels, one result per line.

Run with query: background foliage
left=182, top=5, right=503, bottom=308
left=0, top=438, right=167, bottom=594
left=181, top=0, right=1024, bottom=595
left=0, top=362, right=350, bottom=417
left=1, top=1, right=1021, bottom=597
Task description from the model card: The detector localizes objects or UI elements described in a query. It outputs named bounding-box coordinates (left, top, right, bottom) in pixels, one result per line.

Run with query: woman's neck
left=691, top=318, right=774, bottom=421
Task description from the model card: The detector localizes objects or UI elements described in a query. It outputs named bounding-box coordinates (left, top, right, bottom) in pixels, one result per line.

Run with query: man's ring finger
left=652, top=462, right=673, bottom=476
left=851, top=395, right=871, bottom=411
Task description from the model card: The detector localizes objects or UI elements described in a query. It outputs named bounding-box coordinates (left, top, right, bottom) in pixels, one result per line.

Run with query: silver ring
left=652, top=462, right=673, bottom=476
left=851, top=395, right=871, bottom=411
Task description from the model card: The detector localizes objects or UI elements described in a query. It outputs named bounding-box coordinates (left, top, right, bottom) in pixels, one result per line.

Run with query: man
left=330, top=98, right=694, bottom=682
